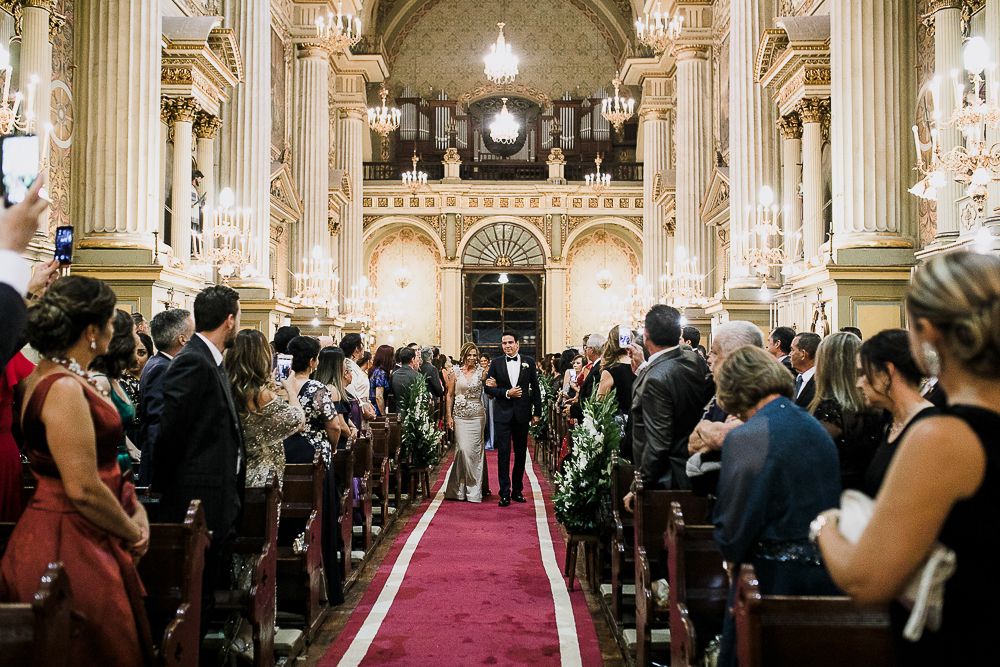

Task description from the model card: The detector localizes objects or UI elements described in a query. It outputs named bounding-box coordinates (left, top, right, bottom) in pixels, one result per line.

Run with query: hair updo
left=286, top=335, right=321, bottom=373
left=25, top=276, right=117, bottom=357
left=907, top=252, right=1000, bottom=378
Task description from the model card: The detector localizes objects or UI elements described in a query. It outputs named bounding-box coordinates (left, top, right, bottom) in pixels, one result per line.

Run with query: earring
left=90, top=339, right=96, bottom=351
left=921, top=341, right=941, bottom=377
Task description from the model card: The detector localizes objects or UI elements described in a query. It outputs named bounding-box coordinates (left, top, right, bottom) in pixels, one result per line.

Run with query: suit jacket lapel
left=192, top=336, right=241, bottom=435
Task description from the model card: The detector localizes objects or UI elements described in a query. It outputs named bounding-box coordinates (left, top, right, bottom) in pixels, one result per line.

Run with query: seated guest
left=766, top=325, right=796, bottom=374
left=857, top=329, right=938, bottom=497
left=790, top=332, right=821, bottom=407
left=314, top=346, right=356, bottom=449
left=816, top=252, right=1000, bottom=665
left=597, top=325, right=636, bottom=458
left=90, top=309, right=142, bottom=477
left=808, top=332, right=888, bottom=490
left=1, top=276, right=153, bottom=666
left=137, top=308, right=193, bottom=486
left=713, top=345, right=841, bottom=667
left=369, top=344, right=394, bottom=416
left=389, top=346, right=422, bottom=414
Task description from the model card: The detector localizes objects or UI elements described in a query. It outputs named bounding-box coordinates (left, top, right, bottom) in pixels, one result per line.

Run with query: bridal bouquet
left=528, top=373, right=558, bottom=440
left=401, top=379, right=442, bottom=468
left=552, top=390, right=621, bottom=534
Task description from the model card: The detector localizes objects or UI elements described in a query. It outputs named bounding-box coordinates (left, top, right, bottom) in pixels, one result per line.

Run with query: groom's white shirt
left=505, top=353, right=520, bottom=389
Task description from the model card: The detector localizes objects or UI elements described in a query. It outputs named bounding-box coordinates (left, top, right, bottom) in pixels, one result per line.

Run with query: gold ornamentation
left=377, top=197, right=389, bottom=207
left=363, top=197, right=373, bottom=207
left=776, top=112, right=803, bottom=140
left=193, top=112, right=221, bottom=139
left=573, top=198, right=582, bottom=208
left=529, top=197, right=539, bottom=208
left=363, top=215, right=379, bottom=230
left=447, top=196, right=457, bottom=206
left=619, top=198, right=630, bottom=208
left=394, top=197, right=404, bottom=207
left=425, top=197, right=435, bottom=206
left=409, top=197, right=420, bottom=207
left=161, top=96, right=199, bottom=124
left=514, top=197, right=524, bottom=207
left=484, top=197, right=494, bottom=207
left=604, top=198, right=614, bottom=208
left=469, top=198, right=478, bottom=207
left=588, top=198, right=599, bottom=208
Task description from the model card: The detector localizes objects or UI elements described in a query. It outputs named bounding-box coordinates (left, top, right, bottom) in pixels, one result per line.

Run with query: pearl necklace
left=45, top=356, right=110, bottom=397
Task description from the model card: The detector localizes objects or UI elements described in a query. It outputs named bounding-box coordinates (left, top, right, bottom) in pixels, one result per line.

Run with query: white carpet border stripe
left=335, top=463, right=453, bottom=667
left=526, top=452, right=584, bottom=667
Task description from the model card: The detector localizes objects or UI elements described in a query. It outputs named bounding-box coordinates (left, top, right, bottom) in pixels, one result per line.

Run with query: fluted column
left=777, top=113, right=802, bottom=261
left=986, top=1, right=1000, bottom=212
left=163, top=97, right=197, bottom=265
left=336, top=106, right=366, bottom=295
left=932, top=2, right=963, bottom=242
left=674, top=45, right=715, bottom=296
left=291, top=44, right=331, bottom=287
left=545, top=266, right=568, bottom=351
left=729, top=0, right=779, bottom=288
left=21, top=0, right=51, bottom=133
left=221, top=0, right=271, bottom=285
left=830, top=0, right=915, bottom=254
left=73, top=0, right=161, bottom=244
left=641, top=104, right=669, bottom=288
left=0, top=4, right=14, bottom=51
left=798, top=99, right=827, bottom=259
left=194, top=112, right=220, bottom=263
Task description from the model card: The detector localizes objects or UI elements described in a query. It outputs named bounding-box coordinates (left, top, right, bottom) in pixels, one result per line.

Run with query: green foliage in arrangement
left=528, top=372, right=559, bottom=440
left=401, top=379, right=442, bottom=468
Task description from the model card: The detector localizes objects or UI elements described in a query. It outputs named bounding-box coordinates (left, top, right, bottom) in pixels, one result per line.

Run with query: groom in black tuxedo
left=484, top=331, right=542, bottom=507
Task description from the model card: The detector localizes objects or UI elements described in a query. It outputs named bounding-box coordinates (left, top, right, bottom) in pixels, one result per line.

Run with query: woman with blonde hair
left=815, top=252, right=1000, bottom=664
left=808, top=332, right=888, bottom=490
left=445, top=341, right=489, bottom=502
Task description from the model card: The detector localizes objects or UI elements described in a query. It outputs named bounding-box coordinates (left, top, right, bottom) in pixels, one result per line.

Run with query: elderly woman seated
left=711, top=346, right=842, bottom=667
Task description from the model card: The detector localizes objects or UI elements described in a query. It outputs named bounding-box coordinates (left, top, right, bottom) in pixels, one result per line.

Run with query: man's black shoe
left=511, top=493, right=527, bottom=503
left=498, top=496, right=511, bottom=507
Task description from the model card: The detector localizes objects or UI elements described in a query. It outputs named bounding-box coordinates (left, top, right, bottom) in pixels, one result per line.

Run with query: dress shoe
left=498, top=496, right=511, bottom=507
left=512, top=493, right=527, bottom=503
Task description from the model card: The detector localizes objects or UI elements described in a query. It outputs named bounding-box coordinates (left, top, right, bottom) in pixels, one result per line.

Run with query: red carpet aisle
left=321, top=449, right=603, bottom=666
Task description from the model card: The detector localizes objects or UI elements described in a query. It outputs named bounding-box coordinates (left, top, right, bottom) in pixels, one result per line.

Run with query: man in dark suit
left=791, top=332, right=821, bottom=408
left=767, top=326, right=796, bottom=375
left=153, top=285, right=245, bottom=633
left=484, top=331, right=542, bottom=507
left=419, top=345, right=444, bottom=398
left=389, top=346, right=422, bottom=414
left=137, top=308, right=193, bottom=486
left=629, top=305, right=714, bottom=492
left=567, top=331, right=606, bottom=421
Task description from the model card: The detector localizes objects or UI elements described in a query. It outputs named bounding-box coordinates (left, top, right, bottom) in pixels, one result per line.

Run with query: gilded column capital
left=194, top=111, right=222, bottom=139
left=297, top=42, right=331, bottom=60
left=776, top=113, right=802, bottom=140
left=328, top=198, right=341, bottom=235
left=0, top=1, right=16, bottom=15
left=639, top=106, right=669, bottom=122
left=161, top=96, right=199, bottom=125
left=338, top=105, right=366, bottom=121
left=21, top=0, right=55, bottom=11
left=47, top=9, right=63, bottom=42
left=928, top=0, right=962, bottom=12
left=673, top=44, right=711, bottom=61
left=797, top=97, right=829, bottom=124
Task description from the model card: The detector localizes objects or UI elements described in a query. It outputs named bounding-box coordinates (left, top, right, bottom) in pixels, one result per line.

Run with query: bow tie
left=506, top=356, right=518, bottom=362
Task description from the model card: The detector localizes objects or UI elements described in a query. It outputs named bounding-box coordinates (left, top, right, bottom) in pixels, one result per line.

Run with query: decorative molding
left=193, top=111, right=222, bottom=139
left=363, top=215, right=379, bottom=230
left=161, top=96, right=199, bottom=124
left=776, top=112, right=803, bottom=140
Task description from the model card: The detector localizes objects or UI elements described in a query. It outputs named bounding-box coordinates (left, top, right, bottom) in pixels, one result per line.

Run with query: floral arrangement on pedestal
left=528, top=372, right=558, bottom=441
left=552, top=389, right=621, bottom=534
left=401, top=379, right=442, bottom=468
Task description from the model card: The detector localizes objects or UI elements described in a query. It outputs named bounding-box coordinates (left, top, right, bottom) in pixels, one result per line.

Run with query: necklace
left=45, top=356, right=110, bottom=397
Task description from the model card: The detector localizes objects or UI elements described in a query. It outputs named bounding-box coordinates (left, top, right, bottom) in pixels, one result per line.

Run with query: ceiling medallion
left=490, top=97, right=519, bottom=144
left=484, top=22, right=519, bottom=85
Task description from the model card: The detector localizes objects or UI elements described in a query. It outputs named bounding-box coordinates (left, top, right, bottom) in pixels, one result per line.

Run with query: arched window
left=462, top=222, right=545, bottom=267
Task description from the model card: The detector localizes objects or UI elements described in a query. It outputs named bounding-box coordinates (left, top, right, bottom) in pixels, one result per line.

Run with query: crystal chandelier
left=0, top=46, right=35, bottom=135
left=909, top=36, right=1000, bottom=216
left=738, top=186, right=786, bottom=275
left=490, top=97, right=518, bottom=144
left=595, top=226, right=613, bottom=290
left=344, top=275, right=376, bottom=326
left=291, top=245, right=339, bottom=311
left=601, top=72, right=634, bottom=132
left=193, top=187, right=259, bottom=285
left=661, top=245, right=705, bottom=309
left=402, top=152, right=427, bottom=193
left=586, top=154, right=611, bottom=194
left=484, top=22, right=518, bottom=85
left=368, top=84, right=401, bottom=138
left=599, top=275, right=654, bottom=331
left=635, top=2, right=684, bottom=55
left=315, top=2, right=361, bottom=55
left=393, top=234, right=411, bottom=288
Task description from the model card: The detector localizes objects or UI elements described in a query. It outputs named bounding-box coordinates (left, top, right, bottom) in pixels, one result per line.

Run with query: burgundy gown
left=0, top=352, right=33, bottom=521
left=0, top=372, right=153, bottom=666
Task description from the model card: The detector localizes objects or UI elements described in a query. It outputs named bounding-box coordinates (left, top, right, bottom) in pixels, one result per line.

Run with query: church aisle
left=319, top=450, right=603, bottom=666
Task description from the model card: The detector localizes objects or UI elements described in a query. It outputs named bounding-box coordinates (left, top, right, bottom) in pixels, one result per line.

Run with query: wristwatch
left=809, top=509, right=840, bottom=546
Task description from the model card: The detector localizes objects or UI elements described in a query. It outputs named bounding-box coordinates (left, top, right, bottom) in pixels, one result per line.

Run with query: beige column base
left=238, top=299, right=295, bottom=342
left=68, top=263, right=209, bottom=320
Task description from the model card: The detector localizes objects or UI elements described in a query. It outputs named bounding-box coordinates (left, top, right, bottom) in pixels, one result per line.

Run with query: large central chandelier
left=586, top=154, right=611, bottom=194
left=315, top=2, right=361, bottom=54
left=368, top=84, right=401, bottom=138
left=484, top=22, right=518, bottom=85
left=599, top=275, right=655, bottom=332
left=193, top=187, right=259, bottom=285
left=490, top=97, right=519, bottom=144
left=291, top=245, right=339, bottom=311
left=909, top=36, right=1000, bottom=216
left=738, top=186, right=786, bottom=275
left=402, top=152, right=427, bottom=193
left=661, top=245, right=705, bottom=309
left=635, top=2, right=684, bottom=55
left=601, top=72, right=634, bottom=132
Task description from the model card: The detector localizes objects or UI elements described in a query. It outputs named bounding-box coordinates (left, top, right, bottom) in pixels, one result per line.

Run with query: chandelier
left=490, top=97, right=519, bottom=144
left=393, top=234, right=411, bottom=288
left=315, top=2, right=361, bottom=54
left=635, top=2, right=684, bottom=55
left=484, top=22, right=518, bottom=85
left=193, top=187, right=259, bottom=285
left=601, top=72, right=634, bottom=132
left=599, top=275, right=655, bottom=332
left=0, top=46, right=35, bottom=135
left=402, top=152, right=427, bottom=193
left=586, top=154, right=611, bottom=194
left=291, top=245, right=339, bottom=311
left=737, top=185, right=786, bottom=275
left=595, top=226, right=613, bottom=290
left=661, top=245, right=705, bottom=309
left=344, top=275, right=376, bottom=325
left=368, top=84, right=401, bottom=138
left=909, top=36, right=1000, bottom=216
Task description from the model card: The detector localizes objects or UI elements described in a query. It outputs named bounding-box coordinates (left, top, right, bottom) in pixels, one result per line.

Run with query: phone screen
left=54, top=226, right=73, bottom=265
left=618, top=327, right=631, bottom=348
left=276, top=354, right=293, bottom=380
left=2, top=135, right=40, bottom=207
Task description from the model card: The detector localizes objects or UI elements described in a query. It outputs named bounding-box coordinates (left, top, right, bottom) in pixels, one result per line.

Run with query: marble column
left=194, top=112, right=221, bottom=214
left=777, top=113, right=802, bottom=261
left=985, top=1, right=1000, bottom=212
left=72, top=0, right=161, bottom=246
left=0, top=5, right=14, bottom=51
left=550, top=213, right=563, bottom=260
left=441, top=265, right=462, bottom=357
left=798, top=99, right=827, bottom=260
left=21, top=0, right=51, bottom=134
left=830, top=0, right=915, bottom=258
left=674, top=45, right=715, bottom=296
left=640, top=104, right=669, bottom=289
left=164, top=97, right=197, bottom=265
left=932, top=2, right=963, bottom=242
left=291, top=44, right=331, bottom=283
left=545, top=266, right=568, bottom=351
left=729, top=0, right=779, bottom=288
left=335, top=106, right=366, bottom=296
left=445, top=213, right=457, bottom=259
left=221, top=0, right=271, bottom=286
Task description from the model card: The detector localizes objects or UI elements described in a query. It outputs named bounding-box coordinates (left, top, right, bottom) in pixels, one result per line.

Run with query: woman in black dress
left=816, top=252, right=1000, bottom=664
left=597, top=326, right=636, bottom=460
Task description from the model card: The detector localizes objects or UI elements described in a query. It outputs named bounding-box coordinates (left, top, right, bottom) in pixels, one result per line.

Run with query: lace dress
left=445, top=369, right=486, bottom=502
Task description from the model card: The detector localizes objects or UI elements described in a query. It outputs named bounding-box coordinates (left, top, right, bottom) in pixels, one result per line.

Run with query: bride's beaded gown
left=445, top=368, right=486, bottom=502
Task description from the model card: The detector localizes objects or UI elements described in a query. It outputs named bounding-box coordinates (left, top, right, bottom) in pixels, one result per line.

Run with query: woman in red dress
left=0, top=276, right=153, bottom=666
left=0, top=351, right=33, bottom=520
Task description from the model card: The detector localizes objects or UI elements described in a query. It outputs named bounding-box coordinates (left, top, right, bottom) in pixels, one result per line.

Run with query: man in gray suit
left=628, top=305, right=714, bottom=496
left=419, top=345, right=444, bottom=398
left=390, top=346, right=423, bottom=413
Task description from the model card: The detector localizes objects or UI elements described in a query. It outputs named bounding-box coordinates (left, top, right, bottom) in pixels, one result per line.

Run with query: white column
left=986, top=1, right=1000, bottom=213
left=441, top=265, right=462, bottom=356
left=221, top=0, right=271, bottom=285
left=0, top=7, right=14, bottom=51
left=291, top=44, right=331, bottom=282
left=194, top=112, right=220, bottom=265
left=798, top=99, right=826, bottom=260
left=674, top=45, right=715, bottom=296
left=21, top=0, right=51, bottom=133
left=72, top=0, right=161, bottom=243
left=777, top=113, right=803, bottom=261
left=545, top=266, right=568, bottom=351
left=641, top=106, right=669, bottom=288
left=165, top=98, right=197, bottom=265
left=729, top=0, right=779, bottom=288
left=932, top=2, right=963, bottom=242
left=336, top=106, right=366, bottom=295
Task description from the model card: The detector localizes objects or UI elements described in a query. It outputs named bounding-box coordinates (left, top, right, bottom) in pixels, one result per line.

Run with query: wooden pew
left=368, top=421, right=393, bottom=529
left=214, top=472, right=279, bottom=667
left=276, top=450, right=325, bottom=640
left=632, top=476, right=710, bottom=667
left=139, top=500, right=211, bottom=667
left=0, top=563, right=74, bottom=667
left=666, top=502, right=728, bottom=667
left=735, top=563, right=893, bottom=667
left=386, top=414, right=406, bottom=511
left=351, top=434, right=374, bottom=552
left=609, top=453, right=636, bottom=625
left=331, top=442, right=355, bottom=582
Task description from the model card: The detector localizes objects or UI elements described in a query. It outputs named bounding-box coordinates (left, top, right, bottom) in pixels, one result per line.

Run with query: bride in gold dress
left=445, top=342, right=488, bottom=502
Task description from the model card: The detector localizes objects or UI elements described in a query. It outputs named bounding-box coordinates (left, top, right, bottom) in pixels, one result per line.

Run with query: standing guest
left=389, top=347, right=422, bottom=414
left=562, top=354, right=585, bottom=401
left=0, top=350, right=32, bottom=520
left=790, top=332, right=821, bottom=407
left=857, top=329, right=938, bottom=497
left=840, top=326, right=863, bottom=340
left=153, top=285, right=245, bottom=633
left=713, top=346, right=841, bottom=667
left=122, top=332, right=152, bottom=409
left=358, top=350, right=372, bottom=375
left=480, top=352, right=495, bottom=452
left=136, top=308, right=193, bottom=486
left=273, top=325, right=300, bottom=356
left=809, top=332, right=888, bottom=490
left=597, top=325, right=636, bottom=460
left=434, top=353, right=454, bottom=394
left=1, top=275, right=153, bottom=666
left=420, top=345, right=445, bottom=398
left=816, top=253, right=1000, bottom=665
left=90, top=309, right=142, bottom=477
left=132, top=311, right=149, bottom=336
left=766, top=325, right=796, bottom=374
left=340, top=333, right=376, bottom=423
left=682, top=326, right=706, bottom=360
left=369, top=344, right=394, bottom=417
left=567, top=332, right=606, bottom=420
left=314, top=345, right=356, bottom=448
left=445, top=342, right=488, bottom=503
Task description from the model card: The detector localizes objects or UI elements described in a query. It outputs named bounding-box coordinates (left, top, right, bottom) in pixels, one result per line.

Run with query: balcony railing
left=363, top=162, right=643, bottom=183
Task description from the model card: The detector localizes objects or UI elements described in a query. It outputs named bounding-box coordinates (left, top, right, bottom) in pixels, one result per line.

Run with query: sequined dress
left=445, top=369, right=486, bottom=502
left=242, top=396, right=305, bottom=489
